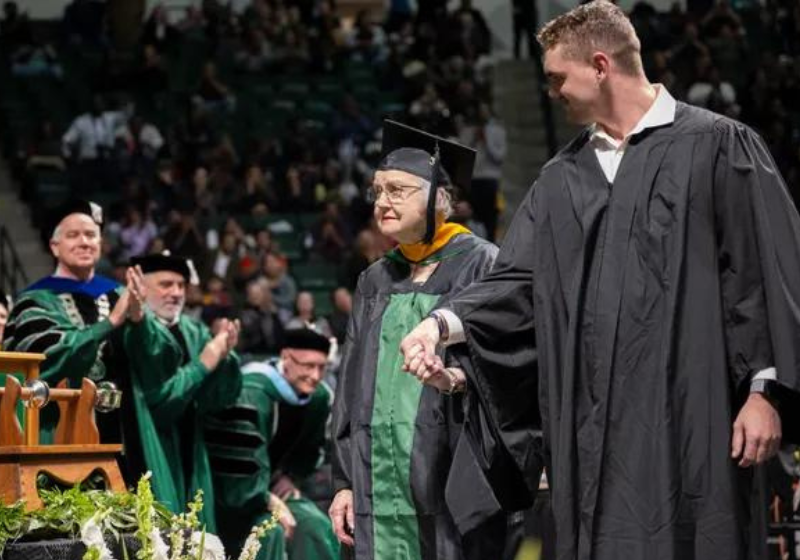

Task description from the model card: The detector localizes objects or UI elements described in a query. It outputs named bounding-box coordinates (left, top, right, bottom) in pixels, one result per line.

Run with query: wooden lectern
left=0, top=351, right=126, bottom=510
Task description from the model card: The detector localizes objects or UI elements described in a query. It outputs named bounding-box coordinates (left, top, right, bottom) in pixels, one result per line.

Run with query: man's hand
left=400, top=318, right=441, bottom=382
left=328, top=489, right=355, bottom=547
left=430, top=366, right=467, bottom=393
left=126, top=266, right=147, bottom=323
left=272, top=474, right=300, bottom=501
left=269, top=493, right=297, bottom=541
left=109, top=290, right=131, bottom=328
left=200, top=330, right=230, bottom=371
left=222, top=318, right=240, bottom=352
left=731, top=392, right=782, bottom=467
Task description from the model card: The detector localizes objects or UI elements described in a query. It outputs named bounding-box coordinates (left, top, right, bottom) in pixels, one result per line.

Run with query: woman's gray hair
left=417, top=177, right=454, bottom=220
left=436, top=186, right=454, bottom=220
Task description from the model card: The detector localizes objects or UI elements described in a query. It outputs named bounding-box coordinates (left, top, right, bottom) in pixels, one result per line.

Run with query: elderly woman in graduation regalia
left=329, top=121, right=521, bottom=560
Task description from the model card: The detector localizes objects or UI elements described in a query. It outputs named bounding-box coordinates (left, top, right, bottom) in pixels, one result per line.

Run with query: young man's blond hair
left=537, top=0, right=644, bottom=76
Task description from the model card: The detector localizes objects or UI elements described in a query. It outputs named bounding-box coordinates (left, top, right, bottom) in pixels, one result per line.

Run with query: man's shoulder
left=533, top=128, right=592, bottom=181
left=14, top=288, right=58, bottom=305
left=450, top=232, right=499, bottom=262
left=241, top=361, right=280, bottom=391
left=8, top=289, right=61, bottom=321
left=672, top=102, right=750, bottom=138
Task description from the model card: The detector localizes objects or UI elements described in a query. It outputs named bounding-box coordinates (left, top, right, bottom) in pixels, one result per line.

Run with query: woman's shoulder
left=450, top=232, right=499, bottom=262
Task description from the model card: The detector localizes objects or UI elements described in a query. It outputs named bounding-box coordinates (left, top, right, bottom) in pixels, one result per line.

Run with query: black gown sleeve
left=331, top=276, right=366, bottom=493
left=714, top=121, right=800, bottom=442
left=443, top=187, right=543, bottom=509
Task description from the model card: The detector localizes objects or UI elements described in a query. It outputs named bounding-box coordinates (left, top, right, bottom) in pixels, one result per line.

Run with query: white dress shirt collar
left=590, top=84, right=677, bottom=148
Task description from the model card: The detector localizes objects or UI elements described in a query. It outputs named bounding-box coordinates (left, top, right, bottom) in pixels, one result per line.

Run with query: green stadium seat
left=296, top=213, right=319, bottom=232
left=314, top=82, right=345, bottom=105
left=291, top=261, right=339, bottom=290
left=273, top=231, right=305, bottom=261
left=249, top=213, right=300, bottom=232
left=304, top=100, right=334, bottom=122
left=280, top=82, right=310, bottom=96
left=308, top=288, right=334, bottom=317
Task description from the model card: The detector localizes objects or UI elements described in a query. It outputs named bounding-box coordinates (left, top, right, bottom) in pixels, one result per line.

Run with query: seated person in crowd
left=238, top=278, right=285, bottom=356
left=327, top=287, right=351, bottom=346
left=261, top=252, right=297, bottom=324
left=286, top=291, right=333, bottom=339
left=206, top=328, right=339, bottom=560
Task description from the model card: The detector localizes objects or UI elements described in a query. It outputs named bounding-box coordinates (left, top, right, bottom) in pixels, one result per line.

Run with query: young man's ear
left=591, top=51, right=611, bottom=81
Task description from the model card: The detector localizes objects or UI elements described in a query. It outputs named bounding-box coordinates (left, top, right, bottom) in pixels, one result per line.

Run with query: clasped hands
left=398, top=318, right=781, bottom=467
left=399, top=317, right=465, bottom=393
left=109, top=265, right=148, bottom=327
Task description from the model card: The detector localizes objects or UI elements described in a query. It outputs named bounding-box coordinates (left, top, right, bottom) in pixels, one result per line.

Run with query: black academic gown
left=332, top=233, right=521, bottom=560
left=446, top=104, right=800, bottom=560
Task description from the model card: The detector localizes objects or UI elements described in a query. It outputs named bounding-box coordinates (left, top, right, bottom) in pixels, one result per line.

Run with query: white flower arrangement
left=81, top=511, right=114, bottom=560
left=0, top=472, right=277, bottom=560
left=191, top=532, right=225, bottom=560
left=150, top=529, right=170, bottom=560
left=236, top=514, right=280, bottom=560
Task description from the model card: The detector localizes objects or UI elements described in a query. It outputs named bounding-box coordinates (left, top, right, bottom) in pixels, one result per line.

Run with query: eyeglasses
left=286, top=352, right=327, bottom=373
left=367, top=183, right=422, bottom=204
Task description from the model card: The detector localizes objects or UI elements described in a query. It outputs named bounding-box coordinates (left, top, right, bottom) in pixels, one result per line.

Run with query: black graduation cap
left=283, top=328, right=331, bottom=355
left=378, top=120, right=476, bottom=243
left=130, top=252, right=200, bottom=285
left=48, top=199, right=104, bottom=239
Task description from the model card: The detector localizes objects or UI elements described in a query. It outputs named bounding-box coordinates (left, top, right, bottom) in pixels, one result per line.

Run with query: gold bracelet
left=442, top=368, right=465, bottom=395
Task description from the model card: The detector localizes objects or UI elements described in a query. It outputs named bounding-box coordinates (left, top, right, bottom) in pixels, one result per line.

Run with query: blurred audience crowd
left=0, top=0, right=505, bottom=362
left=1, top=0, right=799, bottom=357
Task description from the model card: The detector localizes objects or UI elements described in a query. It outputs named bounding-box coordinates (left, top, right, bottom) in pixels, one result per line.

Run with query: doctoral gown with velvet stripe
left=3, top=278, right=147, bottom=485
left=331, top=233, right=522, bottom=560
left=205, top=363, right=339, bottom=560
left=444, top=104, right=800, bottom=560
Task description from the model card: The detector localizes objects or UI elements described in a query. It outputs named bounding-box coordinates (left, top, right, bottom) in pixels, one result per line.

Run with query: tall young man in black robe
left=401, top=2, right=800, bottom=559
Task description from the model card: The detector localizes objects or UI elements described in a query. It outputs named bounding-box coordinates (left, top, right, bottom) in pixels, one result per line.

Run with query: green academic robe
left=124, top=313, right=242, bottom=533
left=205, top=361, right=339, bottom=560
left=3, top=275, right=147, bottom=484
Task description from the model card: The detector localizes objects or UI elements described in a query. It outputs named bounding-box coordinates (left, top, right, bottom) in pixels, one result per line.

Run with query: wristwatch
left=430, top=310, right=450, bottom=345
left=750, top=378, right=780, bottom=407
left=442, top=368, right=466, bottom=395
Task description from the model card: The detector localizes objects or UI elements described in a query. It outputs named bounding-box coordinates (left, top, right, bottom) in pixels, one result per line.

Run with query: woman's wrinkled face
left=372, top=169, right=427, bottom=243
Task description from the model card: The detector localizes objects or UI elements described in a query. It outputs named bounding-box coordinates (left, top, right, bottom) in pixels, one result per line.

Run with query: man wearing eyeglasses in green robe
left=205, top=328, right=339, bottom=560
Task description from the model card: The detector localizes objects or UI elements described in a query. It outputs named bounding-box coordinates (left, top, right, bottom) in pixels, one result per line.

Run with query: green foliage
left=0, top=501, right=26, bottom=555
left=134, top=474, right=156, bottom=560
left=83, top=542, right=102, bottom=560
left=0, top=474, right=276, bottom=560
left=0, top=476, right=171, bottom=556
